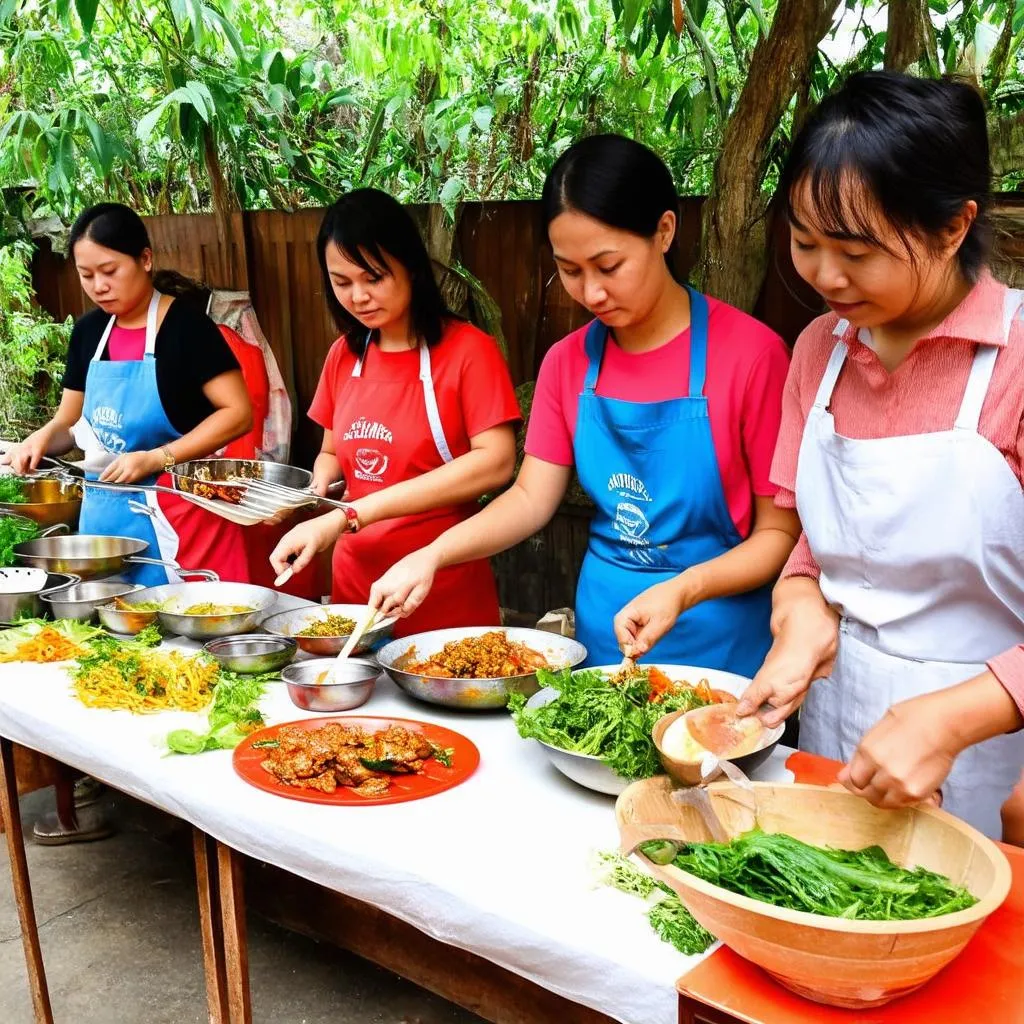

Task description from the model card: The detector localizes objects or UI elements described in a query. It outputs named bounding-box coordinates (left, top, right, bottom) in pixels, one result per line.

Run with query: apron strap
left=350, top=332, right=373, bottom=377
left=91, top=289, right=162, bottom=362
left=581, top=286, right=710, bottom=398
left=582, top=319, right=606, bottom=394
left=955, top=344, right=1000, bottom=433
left=419, top=343, right=454, bottom=464
left=685, top=286, right=710, bottom=398
left=955, top=289, right=1022, bottom=433
left=349, top=334, right=453, bottom=464
left=812, top=341, right=849, bottom=410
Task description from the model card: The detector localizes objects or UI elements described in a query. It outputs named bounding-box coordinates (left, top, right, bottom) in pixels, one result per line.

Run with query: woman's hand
left=99, top=449, right=164, bottom=484
left=839, top=672, right=1024, bottom=811
left=2, top=426, right=55, bottom=474
left=837, top=692, right=960, bottom=809
left=736, top=576, right=840, bottom=727
left=269, top=512, right=346, bottom=577
left=613, top=573, right=698, bottom=658
left=369, top=547, right=441, bottom=620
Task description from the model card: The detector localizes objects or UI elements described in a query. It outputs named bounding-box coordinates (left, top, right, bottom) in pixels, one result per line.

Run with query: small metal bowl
left=280, top=658, right=378, bottom=713
left=42, top=580, right=142, bottom=622
left=203, top=635, right=297, bottom=674
left=96, top=601, right=159, bottom=635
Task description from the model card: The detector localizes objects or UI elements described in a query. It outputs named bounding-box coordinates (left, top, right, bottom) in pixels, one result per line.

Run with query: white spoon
left=325, top=606, right=378, bottom=683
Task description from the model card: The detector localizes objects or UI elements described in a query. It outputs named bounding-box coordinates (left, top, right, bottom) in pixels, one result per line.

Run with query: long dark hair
left=68, top=202, right=151, bottom=260
left=780, top=71, right=991, bottom=281
left=541, top=134, right=684, bottom=282
left=316, top=189, right=455, bottom=357
left=152, top=269, right=212, bottom=311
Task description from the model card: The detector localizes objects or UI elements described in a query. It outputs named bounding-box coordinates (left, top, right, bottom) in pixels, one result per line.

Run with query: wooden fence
left=29, top=198, right=1024, bottom=615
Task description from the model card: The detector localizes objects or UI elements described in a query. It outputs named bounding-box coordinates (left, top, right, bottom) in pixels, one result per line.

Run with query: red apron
left=329, top=342, right=500, bottom=636
left=155, top=475, right=251, bottom=583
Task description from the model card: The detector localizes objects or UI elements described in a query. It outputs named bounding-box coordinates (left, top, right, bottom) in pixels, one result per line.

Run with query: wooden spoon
left=684, top=703, right=766, bottom=759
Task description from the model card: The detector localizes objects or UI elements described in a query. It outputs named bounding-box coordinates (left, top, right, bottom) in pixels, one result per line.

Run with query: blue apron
left=573, top=286, right=772, bottom=675
left=78, top=290, right=182, bottom=587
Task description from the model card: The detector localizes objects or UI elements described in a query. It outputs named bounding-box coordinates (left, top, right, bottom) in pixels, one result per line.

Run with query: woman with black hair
left=5, top=203, right=252, bottom=587
left=270, top=188, right=520, bottom=634
left=734, top=72, right=1024, bottom=839
left=368, top=135, right=796, bottom=674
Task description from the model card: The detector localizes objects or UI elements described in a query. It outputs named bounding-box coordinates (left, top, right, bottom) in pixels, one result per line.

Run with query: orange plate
left=232, top=716, right=480, bottom=806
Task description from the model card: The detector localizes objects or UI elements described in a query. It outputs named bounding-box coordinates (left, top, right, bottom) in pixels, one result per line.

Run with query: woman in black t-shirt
left=4, top=203, right=253, bottom=585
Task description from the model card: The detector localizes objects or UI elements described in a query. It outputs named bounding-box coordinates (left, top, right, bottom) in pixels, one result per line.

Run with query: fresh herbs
left=430, top=743, right=455, bottom=767
left=0, top=514, right=39, bottom=567
left=0, top=617, right=104, bottom=660
left=508, top=667, right=713, bottom=780
left=0, top=477, right=27, bottom=504
left=165, top=670, right=278, bottom=754
left=640, top=830, right=978, bottom=921
left=595, top=851, right=716, bottom=956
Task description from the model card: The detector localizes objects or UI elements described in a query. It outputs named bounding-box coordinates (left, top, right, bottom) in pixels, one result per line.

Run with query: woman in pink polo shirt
left=369, top=134, right=797, bottom=678
left=735, top=72, right=1024, bottom=840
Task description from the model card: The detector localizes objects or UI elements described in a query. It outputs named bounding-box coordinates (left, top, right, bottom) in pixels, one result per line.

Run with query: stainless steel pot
left=0, top=478, right=82, bottom=530
left=13, top=534, right=218, bottom=582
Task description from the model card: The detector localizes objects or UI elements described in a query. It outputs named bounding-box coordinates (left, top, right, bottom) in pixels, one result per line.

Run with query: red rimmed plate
left=232, top=715, right=480, bottom=805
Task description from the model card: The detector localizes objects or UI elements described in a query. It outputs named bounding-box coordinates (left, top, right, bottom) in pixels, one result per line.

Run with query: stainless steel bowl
left=42, top=580, right=142, bottom=621
left=96, top=601, right=159, bottom=636
left=261, top=603, right=397, bottom=656
left=0, top=477, right=82, bottom=530
left=0, top=571, right=79, bottom=623
left=525, top=688, right=630, bottom=795
left=376, top=627, right=588, bottom=710
left=119, top=581, right=277, bottom=639
left=203, top=635, right=298, bottom=674
left=280, top=658, right=377, bottom=712
left=522, top=663, right=762, bottom=795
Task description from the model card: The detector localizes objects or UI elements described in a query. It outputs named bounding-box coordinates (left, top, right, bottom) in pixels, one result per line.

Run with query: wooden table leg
left=0, top=737, right=54, bottom=1024
left=193, top=829, right=230, bottom=1024
left=216, top=841, right=252, bottom=1024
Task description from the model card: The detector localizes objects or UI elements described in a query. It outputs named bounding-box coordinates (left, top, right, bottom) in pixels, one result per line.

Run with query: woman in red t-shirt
left=270, top=189, right=520, bottom=635
left=367, top=135, right=797, bottom=676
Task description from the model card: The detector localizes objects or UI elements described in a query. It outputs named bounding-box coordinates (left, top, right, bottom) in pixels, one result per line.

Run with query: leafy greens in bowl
left=508, top=665, right=727, bottom=788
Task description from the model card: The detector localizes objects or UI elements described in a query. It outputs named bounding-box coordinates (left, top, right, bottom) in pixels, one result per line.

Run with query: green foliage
left=0, top=239, right=73, bottom=436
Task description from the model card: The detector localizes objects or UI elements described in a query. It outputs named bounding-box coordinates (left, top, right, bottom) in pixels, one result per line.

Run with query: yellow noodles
left=72, top=649, right=219, bottom=714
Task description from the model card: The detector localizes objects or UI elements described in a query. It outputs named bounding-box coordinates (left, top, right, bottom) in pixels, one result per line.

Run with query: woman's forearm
left=678, top=526, right=798, bottom=608
left=157, top=406, right=251, bottom=465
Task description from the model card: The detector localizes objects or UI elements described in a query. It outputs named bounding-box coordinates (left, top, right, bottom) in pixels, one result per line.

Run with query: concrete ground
left=1, top=788, right=485, bottom=1024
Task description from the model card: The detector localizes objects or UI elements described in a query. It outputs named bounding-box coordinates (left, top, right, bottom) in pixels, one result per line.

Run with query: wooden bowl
left=616, top=777, right=1011, bottom=1008
left=651, top=708, right=784, bottom=785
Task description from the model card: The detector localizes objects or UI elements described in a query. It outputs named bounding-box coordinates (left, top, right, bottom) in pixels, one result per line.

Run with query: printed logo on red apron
left=354, top=448, right=390, bottom=482
left=344, top=417, right=394, bottom=483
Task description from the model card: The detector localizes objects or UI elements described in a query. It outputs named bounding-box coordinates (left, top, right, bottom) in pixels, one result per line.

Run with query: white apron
left=797, top=289, right=1024, bottom=837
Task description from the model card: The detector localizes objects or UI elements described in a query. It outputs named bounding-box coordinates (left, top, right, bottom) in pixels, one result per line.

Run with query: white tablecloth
left=0, top=640, right=795, bottom=1024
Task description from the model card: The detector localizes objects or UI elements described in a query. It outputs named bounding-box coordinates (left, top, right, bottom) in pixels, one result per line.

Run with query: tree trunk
left=696, top=0, right=840, bottom=310
left=201, top=124, right=242, bottom=287
left=884, top=0, right=936, bottom=73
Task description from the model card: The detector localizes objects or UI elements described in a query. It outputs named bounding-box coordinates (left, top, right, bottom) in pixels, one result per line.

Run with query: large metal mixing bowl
left=119, top=581, right=277, bottom=639
left=375, top=626, right=587, bottom=710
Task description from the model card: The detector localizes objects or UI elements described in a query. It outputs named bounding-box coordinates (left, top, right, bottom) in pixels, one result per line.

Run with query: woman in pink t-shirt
left=368, top=135, right=797, bottom=676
